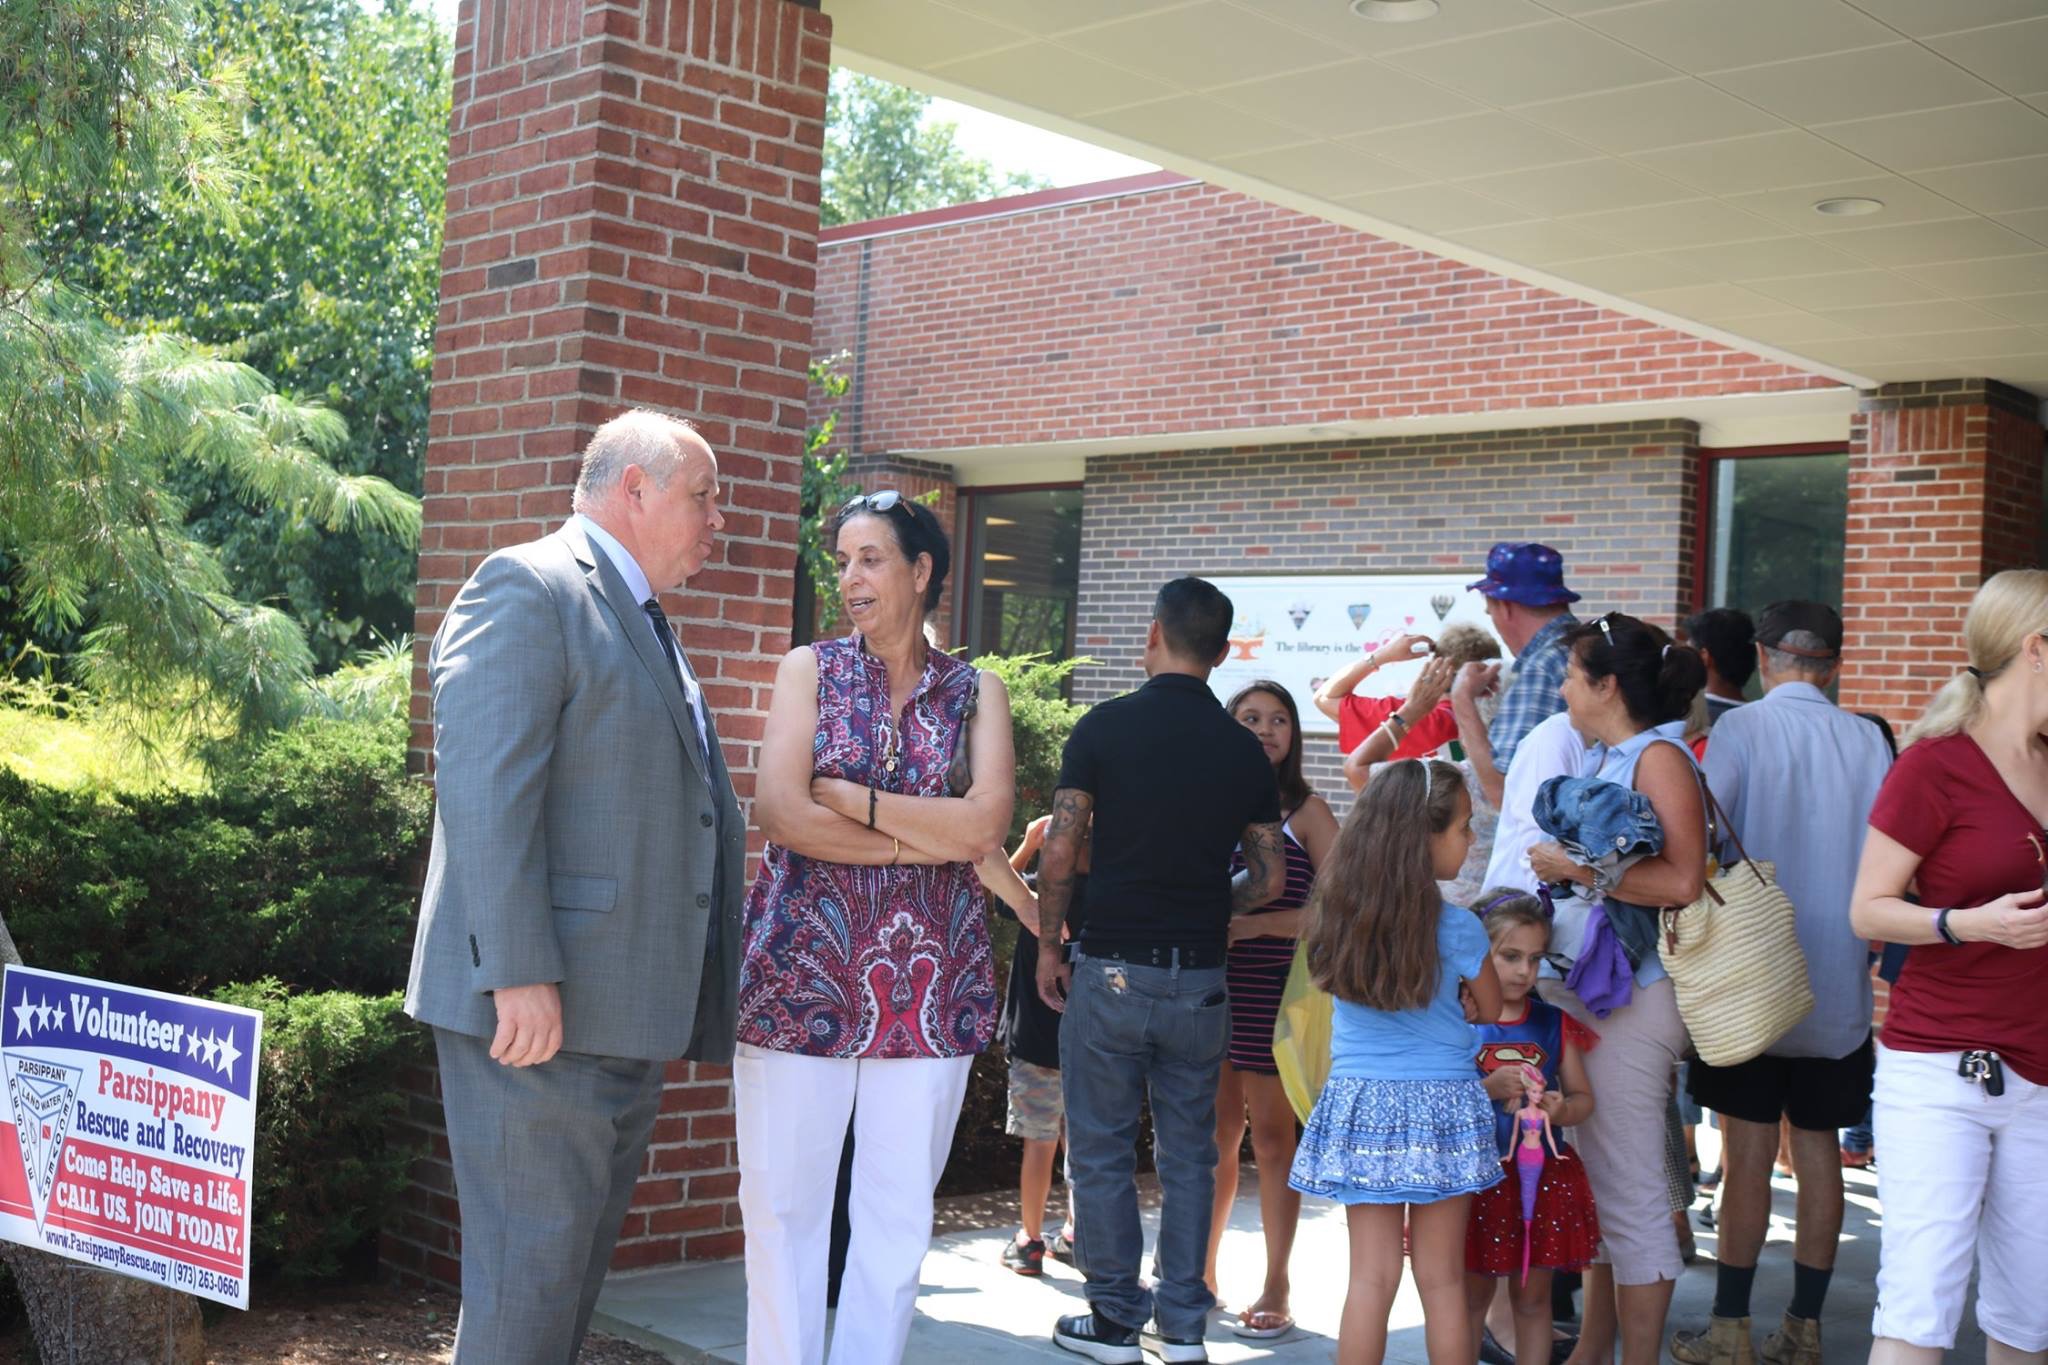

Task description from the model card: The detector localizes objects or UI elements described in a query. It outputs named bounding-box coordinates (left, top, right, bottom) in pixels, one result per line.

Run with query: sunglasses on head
left=841, top=490, right=906, bottom=516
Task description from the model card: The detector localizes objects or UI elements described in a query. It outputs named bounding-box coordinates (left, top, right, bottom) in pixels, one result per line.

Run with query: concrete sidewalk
left=594, top=1154, right=1981, bottom=1362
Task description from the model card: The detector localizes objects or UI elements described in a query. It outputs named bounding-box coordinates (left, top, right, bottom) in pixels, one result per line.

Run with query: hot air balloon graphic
left=1430, top=593, right=1455, bottom=621
left=1287, top=599, right=1313, bottom=630
left=1346, top=603, right=1372, bottom=630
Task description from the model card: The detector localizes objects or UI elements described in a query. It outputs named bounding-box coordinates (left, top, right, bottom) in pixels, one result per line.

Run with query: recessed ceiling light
left=1351, top=0, right=1440, bottom=19
left=1814, top=197, right=1884, bottom=217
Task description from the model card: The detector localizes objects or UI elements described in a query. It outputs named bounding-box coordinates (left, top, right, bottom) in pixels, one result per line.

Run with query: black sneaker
left=1048, top=1227, right=1077, bottom=1263
left=1143, top=1326, right=1210, bottom=1363
left=1054, top=1311, right=1143, bottom=1364
left=1480, top=1325, right=1517, bottom=1365
left=1002, top=1234, right=1046, bottom=1276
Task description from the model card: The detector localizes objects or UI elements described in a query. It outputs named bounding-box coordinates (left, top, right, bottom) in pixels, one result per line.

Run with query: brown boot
left=1671, top=1316, right=1757, bottom=1365
left=1760, top=1312, right=1821, bottom=1365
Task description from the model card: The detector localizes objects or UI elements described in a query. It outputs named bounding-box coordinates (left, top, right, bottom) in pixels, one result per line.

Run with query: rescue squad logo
left=3, top=1053, right=80, bottom=1231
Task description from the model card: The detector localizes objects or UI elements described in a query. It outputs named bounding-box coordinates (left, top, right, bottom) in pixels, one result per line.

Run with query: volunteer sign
left=1207, top=574, right=1501, bottom=736
left=0, top=965, right=261, bottom=1308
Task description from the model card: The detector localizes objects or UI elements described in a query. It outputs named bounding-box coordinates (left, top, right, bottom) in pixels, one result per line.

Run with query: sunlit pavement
left=595, top=1135, right=1976, bottom=1362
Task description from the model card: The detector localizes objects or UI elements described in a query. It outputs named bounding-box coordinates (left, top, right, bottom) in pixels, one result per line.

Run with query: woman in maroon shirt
left=1849, top=569, right=2048, bottom=1364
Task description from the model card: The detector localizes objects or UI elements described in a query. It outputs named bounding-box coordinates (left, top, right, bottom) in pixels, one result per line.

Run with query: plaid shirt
left=1488, top=612, right=1578, bottom=773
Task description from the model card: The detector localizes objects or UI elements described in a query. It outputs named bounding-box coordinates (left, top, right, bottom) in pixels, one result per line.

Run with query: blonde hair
left=1437, top=623, right=1502, bottom=670
left=1906, top=569, right=2048, bottom=746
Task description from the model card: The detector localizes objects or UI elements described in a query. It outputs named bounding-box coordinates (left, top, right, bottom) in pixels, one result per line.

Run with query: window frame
left=952, top=480, right=1085, bottom=658
left=1692, top=442, right=1845, bottom=613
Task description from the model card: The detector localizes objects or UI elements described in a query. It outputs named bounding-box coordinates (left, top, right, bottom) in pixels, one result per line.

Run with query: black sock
left=1713, top=1262, right=1757, bottom=1320
left=1788, top=1262, right=1833, bottom=1321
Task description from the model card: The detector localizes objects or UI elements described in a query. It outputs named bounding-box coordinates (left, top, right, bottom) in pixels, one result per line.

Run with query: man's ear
left=1146, top=619, right=1163, bottom=650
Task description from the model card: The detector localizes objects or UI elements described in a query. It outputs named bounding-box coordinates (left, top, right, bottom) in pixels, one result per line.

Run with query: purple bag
left=1563, top=902, right=1635, bottom=1018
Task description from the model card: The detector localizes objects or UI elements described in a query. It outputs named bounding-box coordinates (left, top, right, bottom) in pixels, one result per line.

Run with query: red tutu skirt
left=1464, top=1147, right=1600, bottom=1276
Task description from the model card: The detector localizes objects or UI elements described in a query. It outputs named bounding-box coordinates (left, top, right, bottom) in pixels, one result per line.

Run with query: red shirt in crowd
left=1336, top=694, right=1460, bottom=759
left=1867, top=731, right=2048, bottom=1086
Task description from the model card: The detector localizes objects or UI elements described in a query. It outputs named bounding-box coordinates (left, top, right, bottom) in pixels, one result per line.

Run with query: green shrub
left=972, top=653, right=1090, bottom=839
left=0, top=714, right=429, bottom=995
left=212, top=981, right=427, bottom=1279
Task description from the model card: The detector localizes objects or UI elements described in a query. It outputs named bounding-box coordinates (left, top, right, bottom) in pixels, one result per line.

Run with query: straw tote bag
left=1660, top=783, right=1814, bottom=1067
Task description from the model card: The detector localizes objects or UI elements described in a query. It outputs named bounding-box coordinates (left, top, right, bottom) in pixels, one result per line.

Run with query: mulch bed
left=0, top=1281, right=670, bottom=1364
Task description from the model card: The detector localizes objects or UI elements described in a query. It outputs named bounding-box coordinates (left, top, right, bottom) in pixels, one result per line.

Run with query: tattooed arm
left=1034, top=787, right=1094, bottom=1011
left=1231, top=820, right=1287, bottom=913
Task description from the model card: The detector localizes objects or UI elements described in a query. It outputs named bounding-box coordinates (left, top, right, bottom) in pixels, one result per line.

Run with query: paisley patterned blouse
left=736, top=634, right=996, bottom=1059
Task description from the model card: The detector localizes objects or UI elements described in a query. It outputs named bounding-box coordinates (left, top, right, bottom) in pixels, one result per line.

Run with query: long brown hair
left=1304, top=757, right=1465, bottom=1011
left=1227, top=679, right=1311, bottom=813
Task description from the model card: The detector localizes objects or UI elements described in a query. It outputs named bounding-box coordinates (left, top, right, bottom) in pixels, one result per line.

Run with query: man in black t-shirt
left=1037, top=577, right=1285, bottom=1365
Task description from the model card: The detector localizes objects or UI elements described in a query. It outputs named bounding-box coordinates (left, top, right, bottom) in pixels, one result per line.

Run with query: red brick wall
left=1838, top=380, right=2045, bottom=726
left=390, top=0, right=830, bottom=1286
left=809, top=180, right=1839, bottom=455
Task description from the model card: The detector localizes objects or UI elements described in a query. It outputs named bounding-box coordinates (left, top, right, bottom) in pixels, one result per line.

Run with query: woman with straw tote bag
left=1660, top=779, right=1813, bottom=1067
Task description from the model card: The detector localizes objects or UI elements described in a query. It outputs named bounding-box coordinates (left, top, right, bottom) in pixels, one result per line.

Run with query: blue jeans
left=1842, top=1101, right=1874, bottom=1154
left=1059, top=950, right=1231, bottom=1340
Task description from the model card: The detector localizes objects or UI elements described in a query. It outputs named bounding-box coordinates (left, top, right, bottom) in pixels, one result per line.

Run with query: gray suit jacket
left=404, top=523, right=746, bottom=1063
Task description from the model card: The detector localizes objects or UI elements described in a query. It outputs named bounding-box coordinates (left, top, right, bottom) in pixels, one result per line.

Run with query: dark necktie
left=643, top=598, right=724, bottom=994
left=642, top=598, right=709, bottom=768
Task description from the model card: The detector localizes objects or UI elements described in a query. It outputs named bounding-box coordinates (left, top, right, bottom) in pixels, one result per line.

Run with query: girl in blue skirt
left=1289, top=757, right=1503, bottom=1365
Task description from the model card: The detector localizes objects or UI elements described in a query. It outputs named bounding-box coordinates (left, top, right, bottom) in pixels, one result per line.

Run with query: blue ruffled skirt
left=1289, top=1076, right=1504, bottom=1205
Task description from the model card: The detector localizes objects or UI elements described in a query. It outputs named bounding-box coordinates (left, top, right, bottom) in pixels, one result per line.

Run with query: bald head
left=572, top=410, right=705, bottom=513
left=573, top=410, right=723, bottom=591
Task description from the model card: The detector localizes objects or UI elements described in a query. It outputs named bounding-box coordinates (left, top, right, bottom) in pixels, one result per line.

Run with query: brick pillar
left=389, top=0, right=830, bottom=1285
left=1839, top=380, right=2045, bottom=726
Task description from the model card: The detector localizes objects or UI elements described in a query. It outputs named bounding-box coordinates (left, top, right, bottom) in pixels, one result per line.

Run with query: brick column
left=1839, top=380, right=2045, bottom=725
left=389, top=0, right=830, bottom=1284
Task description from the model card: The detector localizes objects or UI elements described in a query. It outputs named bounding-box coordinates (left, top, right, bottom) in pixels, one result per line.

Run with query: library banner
left=0, top=965, right=262, bottom=1308
left=1207, top=574, right=1501, bottom=736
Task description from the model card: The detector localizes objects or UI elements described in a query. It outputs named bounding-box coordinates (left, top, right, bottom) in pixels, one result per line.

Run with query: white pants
left=734, top=1045, right=974, bottom=1365
left=1871, top=1043, right=2048, bottom=1352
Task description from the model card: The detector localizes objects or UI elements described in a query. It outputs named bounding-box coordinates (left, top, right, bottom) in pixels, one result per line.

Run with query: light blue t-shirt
left=1328, top=904, right=1491, bottom=1081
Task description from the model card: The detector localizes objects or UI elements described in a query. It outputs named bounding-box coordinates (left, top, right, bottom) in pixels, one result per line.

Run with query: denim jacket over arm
left=1534, top=774, right=1667, bottom=969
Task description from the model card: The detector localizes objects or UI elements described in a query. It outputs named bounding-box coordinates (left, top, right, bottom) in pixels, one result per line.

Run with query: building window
left=960, top=487, right=1082, bottom=662
left=1702, top=448, right=1848, bottom=617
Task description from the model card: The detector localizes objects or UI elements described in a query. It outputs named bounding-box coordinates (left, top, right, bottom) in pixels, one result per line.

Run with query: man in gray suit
left=406, top=409, right=746, bottom=1363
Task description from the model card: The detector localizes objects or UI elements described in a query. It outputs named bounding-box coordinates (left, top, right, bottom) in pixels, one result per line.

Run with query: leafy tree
left=822, top=70, right=1047, bottom=227
left=4, top=0, right=420, bottom=765
left=796, top=356, right=859, bottom=638
left=49, top=0, right=449, bottom=667
left=2, top=0, right=415, bottom=1337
